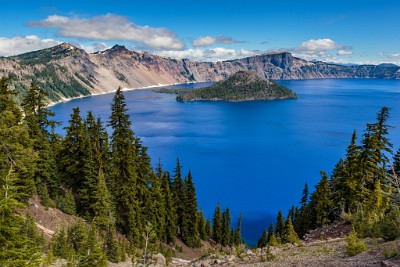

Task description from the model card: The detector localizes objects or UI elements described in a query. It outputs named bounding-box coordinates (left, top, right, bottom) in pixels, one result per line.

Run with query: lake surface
left=50, top=79, right=400, bottom=245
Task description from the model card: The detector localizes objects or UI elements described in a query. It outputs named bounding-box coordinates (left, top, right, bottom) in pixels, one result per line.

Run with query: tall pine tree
left=275, top=211, right=285, bottom=243
left=310, top=171, right=333, bottom=227
left=108, top=87, right=141, bottom=243
left=212, top=203, right=222, bottom=243
left=181, top=171, right=201, bottom=247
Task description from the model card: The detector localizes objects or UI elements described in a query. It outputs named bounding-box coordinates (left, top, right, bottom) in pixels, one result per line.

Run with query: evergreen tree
left=267, top=223, right=274, bottom=244
left=394, top=148, right=400, bottom=178
left=144, top=171, right=166, bottom=241
left=288, top=206, right=295, bottom=223
left=181, top=171, right=201, bottom=247
left=257, top=228, right=268, bottom=248
left=0, top=165, right=43, bottom=266
left=67, top=221, right=87, bottom=254
left=359, top=107, right=392, bottom=212
left=294, top=183, right=312, bottom=237
left=59, top=107, right=85, bottom=192
left=330, top=158, right=347, bottom=212
left=331, top=130, right=362, bottom=213
left=172, top=158, right=185, bottom=234
left=108, top=87, right=141, bottom=243
left=77, top=224, right=107, bottom=267
left=283, top=216, right=299, bottom=244
left=212, top=203, right=222, bottom=243
left=275, top=211, right=285, bottom=243
left=300, top=183, right=309, bottom=208
left=233, top=213, right=243, bottom=245
left=205, top=219, right=212, bottom=239
left=344, top=130, right=363, bottom=212
left=24, top=213, right=45, bottom=248
left=80, top=113, right=110, bottom=219
left=310, top=171, right=333, bottom=227
left=221, top=208, right=232, bottom=246
left=21, top=82, right=59, bottom=198
left=57, top=189, right=76, bottom=215
left=198, top=211, right=207, bottom=240
left=160, top=171, right=176, bottom=244
left=135, top=141, right=153, bottom=225
left=230, top=228, right=235, bottom=246
left=80, top=132, right=97, bottom=218
left=0, top=76, right=21, bottom=121
left=104, top=229, right=122, bottom=263
left=52, top=228, right=72, bottom=260
left=92, top=169, right=114, bottom=233
left=0, top=77, right=36, bottom=201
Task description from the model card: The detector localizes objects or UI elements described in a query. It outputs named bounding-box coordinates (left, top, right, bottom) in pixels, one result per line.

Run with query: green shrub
left=352, top=210, right=381, bottom=238
left=346, top=229, right=366, bottom=256
left=380, top=207, right=400, bottom=241
left=383, top=244, right=398, bottom=259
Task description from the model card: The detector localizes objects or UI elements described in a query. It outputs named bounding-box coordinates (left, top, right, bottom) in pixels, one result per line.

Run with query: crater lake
left=50, top=79, right=400, bottom=245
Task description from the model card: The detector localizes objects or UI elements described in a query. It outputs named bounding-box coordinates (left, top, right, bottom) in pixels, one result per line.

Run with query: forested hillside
left=3, top=72, right=400, bottom=266
left=0, top=76, right=242, bottom=266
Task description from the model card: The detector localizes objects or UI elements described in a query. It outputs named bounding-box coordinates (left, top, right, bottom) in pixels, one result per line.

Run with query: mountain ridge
left=1, top=43, right=399, bottom=103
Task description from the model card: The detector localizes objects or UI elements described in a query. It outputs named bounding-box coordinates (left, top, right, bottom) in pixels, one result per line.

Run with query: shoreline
left=47, top=81, right=198, bottom=107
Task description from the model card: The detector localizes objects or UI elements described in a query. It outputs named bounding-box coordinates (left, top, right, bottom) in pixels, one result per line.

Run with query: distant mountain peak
left=12, top=42, right=87, bottom=64
left=57, top=42, right=79, bottom=50
left=378, top=63, right=399, bottom=68
left=263, top=51, right=292, bottom=56
left=107, top=44, right=130, bottom=54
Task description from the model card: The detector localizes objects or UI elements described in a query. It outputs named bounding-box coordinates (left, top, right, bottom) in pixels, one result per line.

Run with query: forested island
left=157, top=71, right=298, bottom=102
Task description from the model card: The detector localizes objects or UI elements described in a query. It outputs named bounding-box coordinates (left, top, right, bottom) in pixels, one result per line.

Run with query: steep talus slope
left=0, top=43, right=399, bottom=103
left=89, top=45, right=198, bottom=92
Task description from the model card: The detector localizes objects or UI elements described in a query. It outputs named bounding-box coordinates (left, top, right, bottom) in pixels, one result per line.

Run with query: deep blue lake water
left=50, top=79, right=400, bottom=246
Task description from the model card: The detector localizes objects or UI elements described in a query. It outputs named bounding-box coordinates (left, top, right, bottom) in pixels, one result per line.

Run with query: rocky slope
left=1, top=43, right=399, bottom=102
left=25, top=196, right=400, bottom=267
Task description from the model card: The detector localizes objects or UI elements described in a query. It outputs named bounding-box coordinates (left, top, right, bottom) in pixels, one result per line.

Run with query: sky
left=0, top=0, right=399, bottom=64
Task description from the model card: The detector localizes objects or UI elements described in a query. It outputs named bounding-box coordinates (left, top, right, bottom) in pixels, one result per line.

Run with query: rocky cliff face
left=0, top=43, right=399, bottom=102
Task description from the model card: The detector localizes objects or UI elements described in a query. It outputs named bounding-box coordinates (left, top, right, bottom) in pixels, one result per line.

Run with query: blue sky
left=1, top=0, right=399, bottom=64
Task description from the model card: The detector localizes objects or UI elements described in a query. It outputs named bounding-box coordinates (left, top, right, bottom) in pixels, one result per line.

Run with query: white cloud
left=192, top=36, right=216, bottom=47
left=385, top=52, right=400, bottom=58
left=297, top=38, right=345, bottom=51
left=290, top=38, right=353, bottom=63
left=156, top=49, right=205, bottom=59
left=192, top=35, right=240, bottom=47
left=156, top=47, right=261, bottom=62
left=292, top=51, right=331, bottom=61
left=337, top=50, right=353, bottom=56
left=205, top=47, right=237, bottom=60
left=240, top=49, right=260, bottom=57
left=0, top=35, right=60, bottom=56
left=74, top=42, right=110, bottom=53
left=29, top=14, right=184, bottom=50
